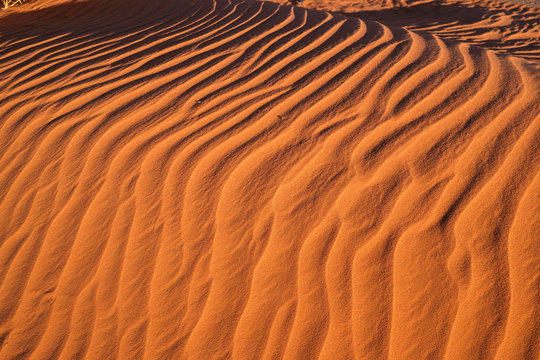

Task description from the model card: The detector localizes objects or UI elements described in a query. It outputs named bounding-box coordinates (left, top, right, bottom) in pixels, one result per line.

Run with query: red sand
left=0, top=0, right=539, bottom=358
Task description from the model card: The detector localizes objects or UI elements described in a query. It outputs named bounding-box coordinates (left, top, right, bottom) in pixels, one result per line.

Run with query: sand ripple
left=0, top=0, right=539, bottom=358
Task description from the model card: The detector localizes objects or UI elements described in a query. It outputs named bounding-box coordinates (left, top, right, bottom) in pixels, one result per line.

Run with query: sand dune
left=0, top=0, right=539, bottom=358
left=287, top=0, right=540, bottom=62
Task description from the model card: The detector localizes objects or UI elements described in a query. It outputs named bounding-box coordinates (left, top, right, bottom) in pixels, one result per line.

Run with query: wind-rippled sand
left=0, top=0, right=539, bottom=358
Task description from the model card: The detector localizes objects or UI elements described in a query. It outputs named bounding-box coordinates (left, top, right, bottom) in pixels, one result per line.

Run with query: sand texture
left=0, top=0, right=539, bottom=358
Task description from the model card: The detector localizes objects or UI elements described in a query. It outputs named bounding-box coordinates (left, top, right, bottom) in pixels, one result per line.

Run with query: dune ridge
left=274, top=0, right=540, bottom=63
left=0, top=0, right=539, bottom=358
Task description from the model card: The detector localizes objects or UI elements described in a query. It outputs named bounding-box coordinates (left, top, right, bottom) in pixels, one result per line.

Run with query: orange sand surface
left=0, top=0, right=539, bottom=358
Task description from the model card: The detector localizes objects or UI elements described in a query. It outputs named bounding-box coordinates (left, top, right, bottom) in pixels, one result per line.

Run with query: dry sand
left=0, top=0, right=539, bottom=358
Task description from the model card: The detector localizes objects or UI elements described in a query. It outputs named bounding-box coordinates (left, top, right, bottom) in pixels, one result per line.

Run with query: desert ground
left=0, top=0, right=539, bottom=358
